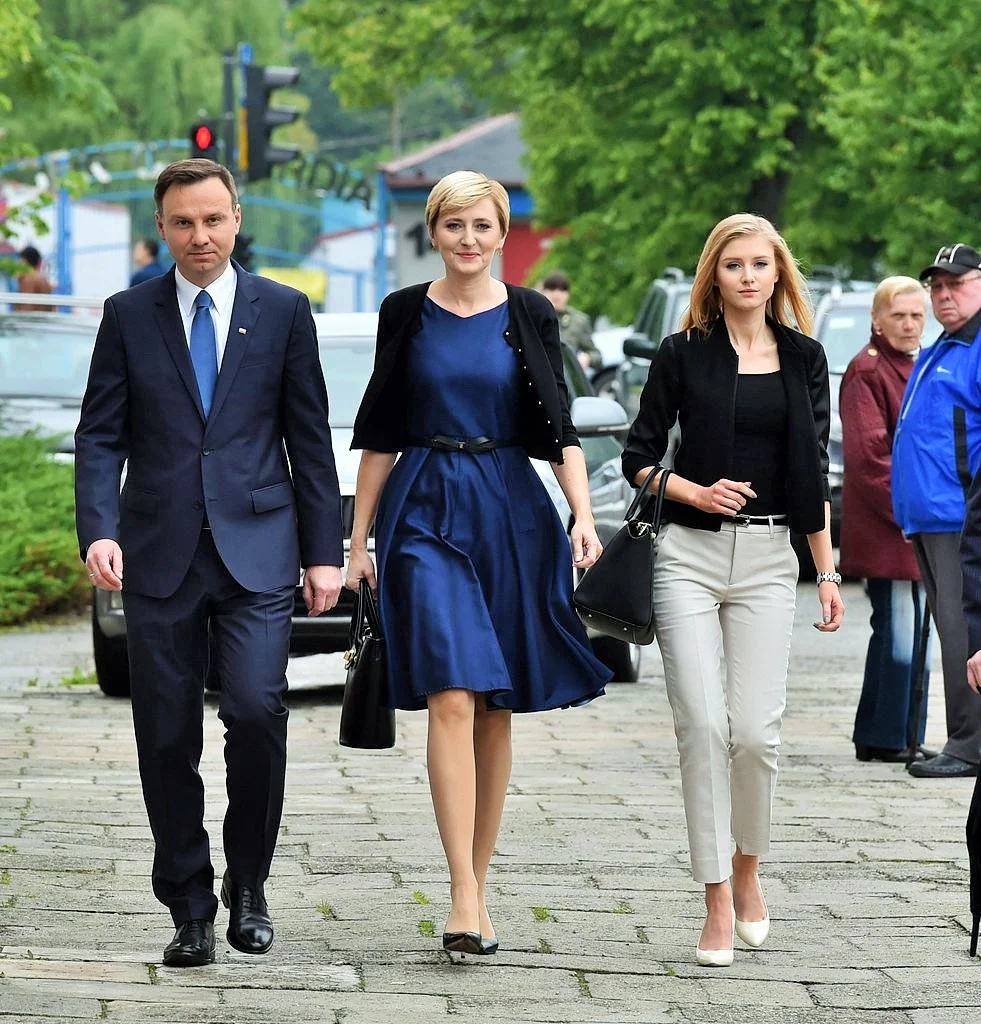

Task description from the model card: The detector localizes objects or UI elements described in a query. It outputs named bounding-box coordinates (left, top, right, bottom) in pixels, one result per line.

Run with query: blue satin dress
left=374, top=297, right=611, bottom=712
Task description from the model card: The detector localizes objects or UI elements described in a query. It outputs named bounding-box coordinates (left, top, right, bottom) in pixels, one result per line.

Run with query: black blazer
left=351, top=282, right=579, bottom=463
left=621, top=317, right=831, bottom=535
left=75, top=262, right=344, bottom=598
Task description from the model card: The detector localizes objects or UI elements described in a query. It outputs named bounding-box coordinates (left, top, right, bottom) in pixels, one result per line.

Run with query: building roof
left=379, top=113, right=526, bottom=188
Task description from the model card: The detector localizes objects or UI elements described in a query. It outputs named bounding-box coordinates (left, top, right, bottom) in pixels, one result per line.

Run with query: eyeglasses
left=928, top=272, right=981, bottom=294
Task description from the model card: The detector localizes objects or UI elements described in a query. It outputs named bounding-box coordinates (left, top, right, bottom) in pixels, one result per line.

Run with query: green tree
left=291, top=0, right=981, bottom=320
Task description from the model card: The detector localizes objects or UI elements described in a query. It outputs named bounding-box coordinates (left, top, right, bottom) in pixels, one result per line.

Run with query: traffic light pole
left=222, top=49, right=237, bottom=175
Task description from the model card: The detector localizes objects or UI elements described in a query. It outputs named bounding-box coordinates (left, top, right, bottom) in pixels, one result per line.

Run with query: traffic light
left=243, top=64, right=301, bottom=183
left=189, top=121, right=218, bottom=161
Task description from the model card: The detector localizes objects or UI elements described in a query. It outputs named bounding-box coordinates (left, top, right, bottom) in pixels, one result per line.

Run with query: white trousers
left=652, top=521, right=798, bottom=883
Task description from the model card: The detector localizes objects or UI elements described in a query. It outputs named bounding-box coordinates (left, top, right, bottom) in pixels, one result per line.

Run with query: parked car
left=617, top=268, right=694, bottom=421
left=93, top=310, right=643, bottom=695
left=0, top=293, right=103, bottom=456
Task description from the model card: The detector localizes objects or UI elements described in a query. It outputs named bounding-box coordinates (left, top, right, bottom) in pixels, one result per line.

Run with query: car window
left=0, top=316, right=96, bottom=400
left=561, top=342, right=591, bottom=399
left=581, top=433, right=622, bottom=476
left=666, top=287, right=692, bottom=336
left=317, top=335, right=375, bottom=427
left=636, top=286, right=667, bottom=339
left=817, top=303, right=942, bottom=375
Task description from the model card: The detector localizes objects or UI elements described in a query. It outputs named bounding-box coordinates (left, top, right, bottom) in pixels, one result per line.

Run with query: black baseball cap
left=919, top=243, right=981, bottom=281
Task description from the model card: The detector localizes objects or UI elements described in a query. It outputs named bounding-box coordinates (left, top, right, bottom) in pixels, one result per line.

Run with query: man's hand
left=303, top=565, right=343, bottom=616
left=968, top=650, right=981, bottom=694
left=86, top=539, right=124, bottom=591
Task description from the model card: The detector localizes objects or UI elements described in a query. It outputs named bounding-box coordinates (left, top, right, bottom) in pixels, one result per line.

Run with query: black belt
left=411, top=435, right=517, bottom=454
left=730, top=513, right=789, bottom=526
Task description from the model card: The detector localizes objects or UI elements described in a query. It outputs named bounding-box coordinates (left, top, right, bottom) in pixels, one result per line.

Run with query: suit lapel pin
left=238, top=327, right=247, bottom=334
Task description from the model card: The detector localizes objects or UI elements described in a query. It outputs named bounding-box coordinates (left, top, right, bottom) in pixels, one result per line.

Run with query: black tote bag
left=339, top=579, right=396, bottom=749
left=573, top=468, right=672, bottom=646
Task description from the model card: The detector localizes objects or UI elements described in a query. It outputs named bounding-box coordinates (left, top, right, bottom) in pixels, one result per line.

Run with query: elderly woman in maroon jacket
left=840, top=276, right=934, bottom=762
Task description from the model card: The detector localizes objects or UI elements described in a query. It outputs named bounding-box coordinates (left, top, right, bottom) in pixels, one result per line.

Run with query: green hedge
left=0, top=434, right=88, bottom=625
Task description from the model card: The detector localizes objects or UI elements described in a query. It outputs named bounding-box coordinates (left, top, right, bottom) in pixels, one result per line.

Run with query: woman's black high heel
left=476, top=936, right=499, bottom=955
left=442, top=930, right=482, bottom=954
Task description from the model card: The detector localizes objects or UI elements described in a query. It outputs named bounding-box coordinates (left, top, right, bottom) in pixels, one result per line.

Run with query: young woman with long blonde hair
left=622, top=213, right=844, bottom=966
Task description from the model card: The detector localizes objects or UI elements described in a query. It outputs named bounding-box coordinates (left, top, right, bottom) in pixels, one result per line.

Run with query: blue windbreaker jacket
left=892, top=321, right=981, bottom=534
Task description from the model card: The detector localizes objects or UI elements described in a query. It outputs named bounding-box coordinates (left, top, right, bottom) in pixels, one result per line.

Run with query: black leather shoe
left=163, top=919, right=216, bottom=967
left=476, top=936, right=499, bottom=955
left=221, top=870, right=274, bottom=954
left=441, top=930, right=482, bottom=954
left=907, top=753, right=979, bottom=778
left=856, top=744, right=931, bottom=763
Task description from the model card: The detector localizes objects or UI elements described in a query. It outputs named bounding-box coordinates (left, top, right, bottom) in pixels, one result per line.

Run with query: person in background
left=622, top=213, right=844, bottom=967
left=130, top=237, right=166, bottom=286
left=13, top=246, right=54, bottom=311
left=541, top=270, right=601, bottom=371
left=840, top=276, right=935, bottom=763
left=893, top=243, right=981, bottom=779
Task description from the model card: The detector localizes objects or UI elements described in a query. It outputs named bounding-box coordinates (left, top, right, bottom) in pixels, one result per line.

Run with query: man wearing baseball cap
left=892, top=243, right=981, bottom=777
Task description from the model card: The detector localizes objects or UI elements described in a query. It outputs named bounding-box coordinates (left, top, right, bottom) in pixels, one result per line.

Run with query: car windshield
left=318, top=335, right=376, bottom=426
left=0, top=314, right=97, bottom=400
left=818, top=303, right=943, bottom=375
left=667, top=288, right=692, bottom=334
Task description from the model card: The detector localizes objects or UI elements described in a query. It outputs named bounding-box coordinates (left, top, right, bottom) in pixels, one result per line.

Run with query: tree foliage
left=292, top=0, right=981, bottom=321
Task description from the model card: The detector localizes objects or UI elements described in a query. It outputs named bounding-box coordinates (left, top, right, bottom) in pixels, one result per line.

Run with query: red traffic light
left=189, top=120, right=218, bottom=159
left=193, top=124, right=214, bottom=150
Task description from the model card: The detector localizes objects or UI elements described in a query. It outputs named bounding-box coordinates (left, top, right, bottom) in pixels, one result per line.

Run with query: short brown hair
left=154, top=159, right=239, bottom=212
left=542, top=270, right=571, bottom=292
left=425, top=170, right=510, bottom=238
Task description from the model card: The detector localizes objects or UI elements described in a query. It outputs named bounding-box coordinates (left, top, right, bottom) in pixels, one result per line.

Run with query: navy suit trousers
left=123, top=530, right=293, bottom=925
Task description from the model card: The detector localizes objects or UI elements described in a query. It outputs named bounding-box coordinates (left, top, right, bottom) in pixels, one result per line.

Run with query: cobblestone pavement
left=0, top=582, right=976, bottom=1023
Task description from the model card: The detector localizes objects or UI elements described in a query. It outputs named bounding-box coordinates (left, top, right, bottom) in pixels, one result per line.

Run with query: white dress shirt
left=174, top=262, right=238, bottom=369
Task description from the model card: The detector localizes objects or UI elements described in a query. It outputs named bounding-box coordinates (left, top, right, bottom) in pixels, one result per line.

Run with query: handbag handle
left=625, top=467, right=672, bottom=529
left=357, top=578, right=381, bottom=638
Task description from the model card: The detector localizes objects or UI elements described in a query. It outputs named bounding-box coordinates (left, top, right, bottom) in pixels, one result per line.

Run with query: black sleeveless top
left=730, top=371, right=788, bottom=516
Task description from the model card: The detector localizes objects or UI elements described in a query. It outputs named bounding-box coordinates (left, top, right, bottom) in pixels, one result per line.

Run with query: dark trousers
left=123, top=530, right=293, bottom=924
left=912, top=532, right=981, bottom=765
left=852, top=578, right=930, bottom=750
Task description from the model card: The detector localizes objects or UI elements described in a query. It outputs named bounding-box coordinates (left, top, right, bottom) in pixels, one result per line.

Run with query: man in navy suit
left=75, top=160, right=344, bottom=966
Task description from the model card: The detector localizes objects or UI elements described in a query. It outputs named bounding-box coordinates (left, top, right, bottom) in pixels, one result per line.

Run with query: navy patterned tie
left=190, top=290, right=217, bottom=417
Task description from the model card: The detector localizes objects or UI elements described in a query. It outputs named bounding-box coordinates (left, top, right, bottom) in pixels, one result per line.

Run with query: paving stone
left=0, top=584, right=971, bottom=1022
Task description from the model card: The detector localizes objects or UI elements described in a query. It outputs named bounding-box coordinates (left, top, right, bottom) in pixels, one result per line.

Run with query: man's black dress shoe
left=162, top=919, right=216, bottom=967
left=221, top=870, right=274, bottom=954
left=855, top=744, right=935, bottom=763
left=907, top=753, right=979, bottom=778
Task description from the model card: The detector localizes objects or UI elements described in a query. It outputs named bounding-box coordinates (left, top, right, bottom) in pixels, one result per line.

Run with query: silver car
left=92, top=310, right=642, bottom=695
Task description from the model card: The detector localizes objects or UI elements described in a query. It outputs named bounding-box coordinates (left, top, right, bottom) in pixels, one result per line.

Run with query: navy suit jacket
left=963, top=463, right=981, bottom=657
left=75, top=261, right=344, bottom=599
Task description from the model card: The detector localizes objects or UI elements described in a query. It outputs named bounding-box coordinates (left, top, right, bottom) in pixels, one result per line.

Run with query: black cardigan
left=621, top=317, right=831, bottom=535
left=352, top=282, right=580, bottom=463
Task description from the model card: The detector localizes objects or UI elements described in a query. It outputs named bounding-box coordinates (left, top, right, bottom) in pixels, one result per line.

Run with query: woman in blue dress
left=346, top=171, right=611, bottom=955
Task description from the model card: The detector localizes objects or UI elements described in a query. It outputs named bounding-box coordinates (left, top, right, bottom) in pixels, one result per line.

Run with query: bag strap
left=625, top=467, right=673, bottom=526
left=358, top=578, right=381, bottom=636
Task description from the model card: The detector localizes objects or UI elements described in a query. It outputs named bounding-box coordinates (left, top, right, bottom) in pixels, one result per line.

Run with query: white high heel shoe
left=695, top=917, right=735, bottom=967
left=735, top=894, right=770, bottom=948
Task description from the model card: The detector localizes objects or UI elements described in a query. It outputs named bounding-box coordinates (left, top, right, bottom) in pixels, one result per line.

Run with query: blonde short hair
left=425, top=170, right=510, bottom=238
left=871, top=276, right=927, bottom=321
left=682, top=213, right=812, bottom=336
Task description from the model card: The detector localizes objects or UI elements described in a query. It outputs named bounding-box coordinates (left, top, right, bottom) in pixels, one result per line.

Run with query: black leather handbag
left=573, top=468, right=672, bottom=646
left=339, top=580, right=396, bottom=749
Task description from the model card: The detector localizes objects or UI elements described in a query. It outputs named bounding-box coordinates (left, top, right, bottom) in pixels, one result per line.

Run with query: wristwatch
left=816, top=571, right=842, bottom=585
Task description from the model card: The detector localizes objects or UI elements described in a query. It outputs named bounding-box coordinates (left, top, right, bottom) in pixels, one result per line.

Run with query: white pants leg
left=653, top=521, right=798, bottom=883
